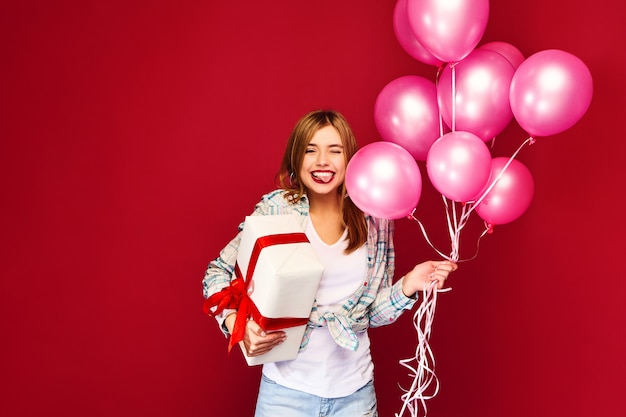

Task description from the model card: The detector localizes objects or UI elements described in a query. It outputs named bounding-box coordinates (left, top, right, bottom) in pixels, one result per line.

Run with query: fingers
left=243, top=320, right=286, bottom=357
left=429, top=260, right=457, bottom=289
left=246, top=319, right=267, bottom=337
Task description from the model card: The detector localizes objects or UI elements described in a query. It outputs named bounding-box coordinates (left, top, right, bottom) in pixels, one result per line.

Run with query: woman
left=202, top=109, right=456, bottom=417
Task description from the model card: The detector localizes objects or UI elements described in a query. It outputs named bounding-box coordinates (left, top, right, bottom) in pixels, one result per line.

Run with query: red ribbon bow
left=203, top=232, right=311, bottom=352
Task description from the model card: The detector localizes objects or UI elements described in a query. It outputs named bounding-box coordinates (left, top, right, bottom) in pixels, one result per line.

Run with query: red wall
left=1, top=1, right=624, bottom=416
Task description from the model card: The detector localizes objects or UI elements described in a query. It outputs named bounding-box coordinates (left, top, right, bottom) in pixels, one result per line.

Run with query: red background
left=1, top=1, right=625, bottom=416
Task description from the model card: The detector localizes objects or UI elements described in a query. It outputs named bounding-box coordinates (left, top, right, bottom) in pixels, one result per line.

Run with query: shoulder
left=253, top=189, right=309, bottom=215
left=257, top=189, right=287, bottom=203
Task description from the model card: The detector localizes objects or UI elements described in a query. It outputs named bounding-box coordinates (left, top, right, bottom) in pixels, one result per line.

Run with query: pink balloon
left=406, top=0, right=490, bottom=63
left=346, top=142, right=422, bottom=219
left=374, top=75, right=440, bottom=161
left=510, top=49, right=593, bottom=137
left=438, top=49, right=515, bottom=141
left=479, top=41, right=525, bottom=69
left=393, top=0, right=442, bottom=66
left=475, top=157, right=535, bottom=225
left=426, top=131, right=492, bottom=202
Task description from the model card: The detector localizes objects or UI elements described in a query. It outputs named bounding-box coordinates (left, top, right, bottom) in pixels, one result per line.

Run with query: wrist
left=401, top=276, right=418, bottom=299
left=224, top=312, right=237, bottom=334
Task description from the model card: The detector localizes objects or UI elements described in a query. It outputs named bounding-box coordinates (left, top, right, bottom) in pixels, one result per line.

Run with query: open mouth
left=311, top=171, right=335, bottom=184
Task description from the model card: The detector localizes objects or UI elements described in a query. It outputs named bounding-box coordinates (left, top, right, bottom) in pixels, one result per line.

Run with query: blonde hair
left=276, top=110, right=367, bottom=254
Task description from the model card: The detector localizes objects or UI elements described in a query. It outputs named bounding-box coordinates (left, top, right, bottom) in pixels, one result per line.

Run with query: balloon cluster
left=344, top=3, right=593, bottom=417
left=346, top=0, right=593, bottom=251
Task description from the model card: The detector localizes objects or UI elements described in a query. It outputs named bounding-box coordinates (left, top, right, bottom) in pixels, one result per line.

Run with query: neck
left=308, top=192, right=345, bottom=245
left=308, top=192, right=342, bottom=216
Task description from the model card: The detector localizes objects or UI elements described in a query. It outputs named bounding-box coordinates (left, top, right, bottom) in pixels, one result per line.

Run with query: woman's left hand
left=401, top=260, right=458, bottom=298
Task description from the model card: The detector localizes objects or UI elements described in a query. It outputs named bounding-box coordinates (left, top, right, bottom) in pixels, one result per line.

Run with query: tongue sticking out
left=312, top=171, right=334, bottom=184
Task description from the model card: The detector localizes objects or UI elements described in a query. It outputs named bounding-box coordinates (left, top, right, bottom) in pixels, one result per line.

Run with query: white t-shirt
left=262, top=218, right=372, bottom=398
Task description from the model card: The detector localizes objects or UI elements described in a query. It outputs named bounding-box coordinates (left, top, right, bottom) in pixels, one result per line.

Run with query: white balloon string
left=438, top=108, right=444, bottom=138
left=450, top=63, right=457, bottom=132
left=408, top=209, right=452, bottom=261
left=399, top=206, right=490, bottom=417
left=396, top=280, right=450, bottom=417
left=435, top=65, right=445, bottom=138
left=396, top=282, right=437, bottom=417
left=396, top=138, right=535, bottom=417
left=447, top=199, right=459, bottom=261
left=409, top=203, right=489, bottom=264
left=466, top=136, right=535, bottom=217
left=460, top=223, right=492, bottom=262
left=459, top=201, right=473, bottom=224
left=442, top=197, right=471, bottom=263
left=442, top=197, right=455, bottom=251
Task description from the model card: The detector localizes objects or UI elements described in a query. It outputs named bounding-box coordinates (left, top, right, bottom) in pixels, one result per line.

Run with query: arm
left=366, top=218, right=415, bottom=327
left=367, top=218, right=457, bottom=327
left=202, top=190, right=295, bottom=354
left=202, top=224, right=243, bottom=335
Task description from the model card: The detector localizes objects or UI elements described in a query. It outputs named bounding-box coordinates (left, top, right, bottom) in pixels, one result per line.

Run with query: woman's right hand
left=401, top=260, right=458, bottom=298
left=225, top=313, right=286, bottom=357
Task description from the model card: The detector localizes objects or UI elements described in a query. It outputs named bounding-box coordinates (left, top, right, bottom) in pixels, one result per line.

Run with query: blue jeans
left=254, top=374, right=378, bottom=417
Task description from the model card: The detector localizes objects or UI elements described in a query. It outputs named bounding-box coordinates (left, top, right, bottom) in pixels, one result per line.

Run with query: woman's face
left=299, top=125, right=346, bottom=199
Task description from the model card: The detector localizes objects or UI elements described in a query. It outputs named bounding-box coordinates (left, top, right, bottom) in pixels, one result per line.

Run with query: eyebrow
left=307, top=143, right=344, bottom=149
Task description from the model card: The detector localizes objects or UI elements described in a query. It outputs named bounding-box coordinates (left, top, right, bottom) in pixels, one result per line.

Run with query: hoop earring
left=289, top=171, right=297, bottom=186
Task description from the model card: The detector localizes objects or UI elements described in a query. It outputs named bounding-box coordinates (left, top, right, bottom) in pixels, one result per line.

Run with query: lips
left=311, top=170, right=335, bottom=184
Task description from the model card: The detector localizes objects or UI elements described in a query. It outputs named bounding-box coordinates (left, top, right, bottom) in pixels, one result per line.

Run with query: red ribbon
left=203, top=232, right=311, bottom=352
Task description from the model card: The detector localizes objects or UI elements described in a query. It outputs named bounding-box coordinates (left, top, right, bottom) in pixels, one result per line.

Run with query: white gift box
left=236, top=214, right=324, bottom=365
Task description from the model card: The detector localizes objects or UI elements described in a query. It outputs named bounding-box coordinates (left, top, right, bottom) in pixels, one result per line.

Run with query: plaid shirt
left=202, top=189, right=416, bottom=351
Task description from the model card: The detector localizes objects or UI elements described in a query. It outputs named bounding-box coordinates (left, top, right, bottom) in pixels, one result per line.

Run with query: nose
left=316, top=151, right=329, bottom=166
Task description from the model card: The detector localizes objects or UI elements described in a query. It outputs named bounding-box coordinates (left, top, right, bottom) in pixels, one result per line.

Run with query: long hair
left=275, top=110, right=367, bottom=254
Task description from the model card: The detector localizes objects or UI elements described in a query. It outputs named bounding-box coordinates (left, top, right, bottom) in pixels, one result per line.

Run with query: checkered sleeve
left=201, top=223, right=243, bottom=336
left=367, top=218, right=417, bottom=328
left=201, top=190, right=305, bottom=336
